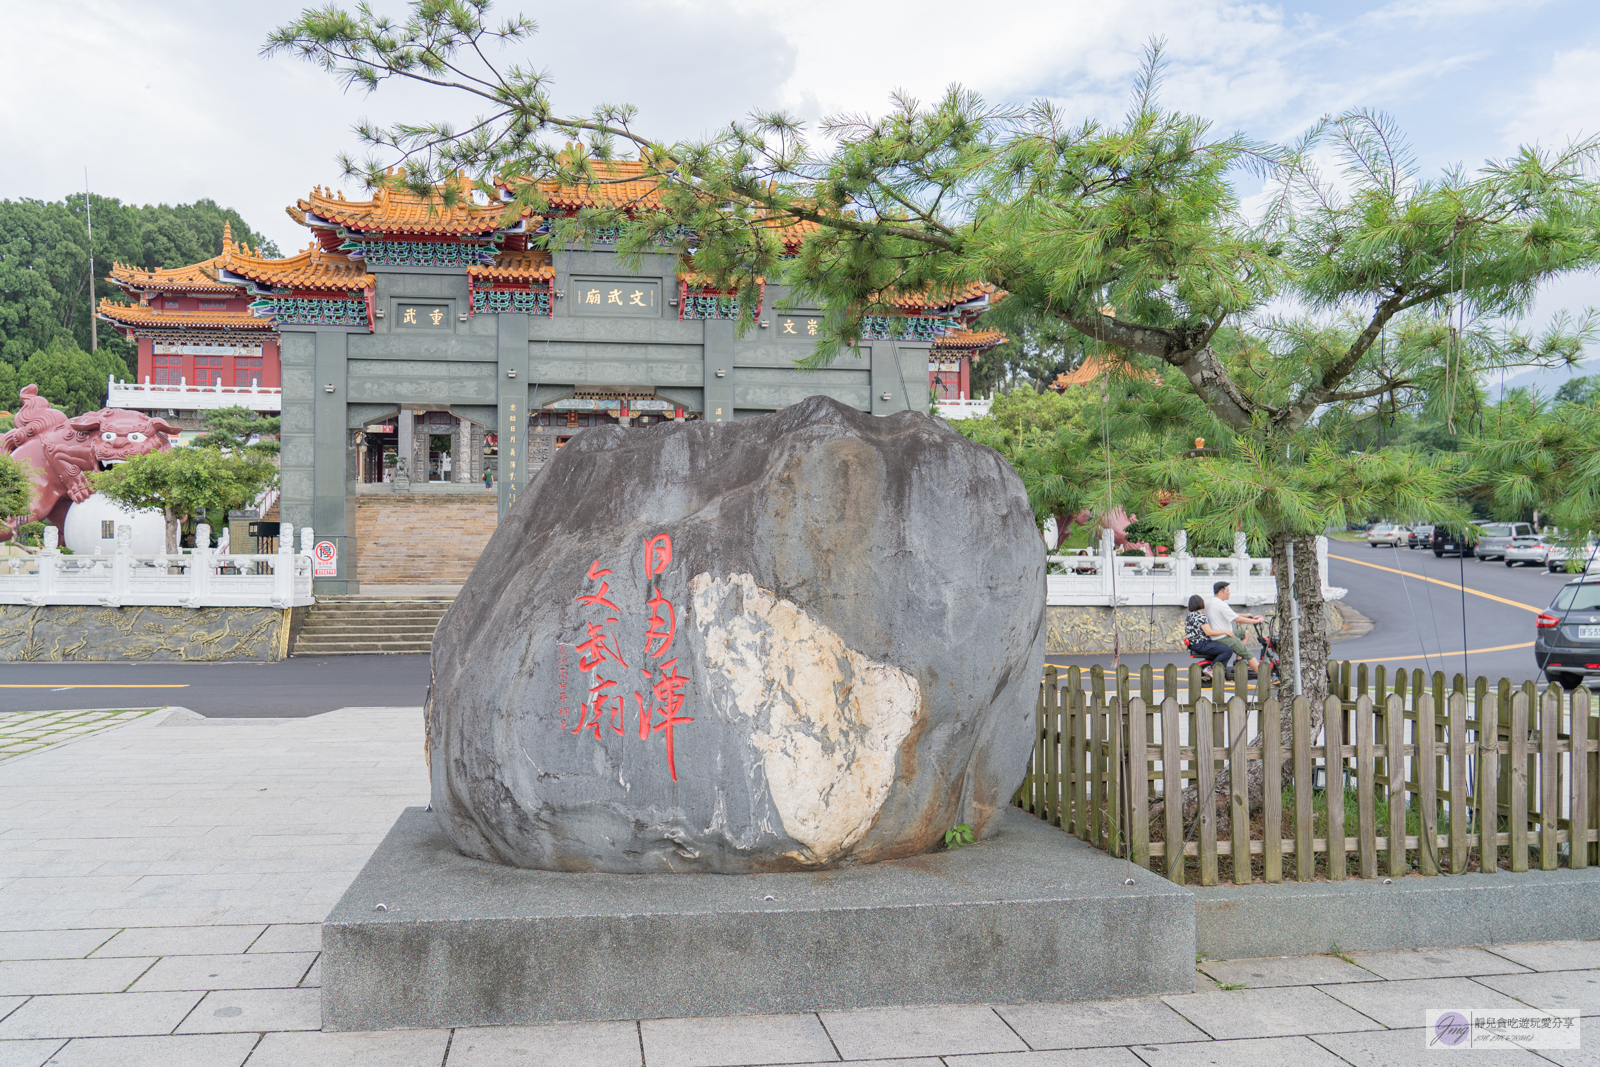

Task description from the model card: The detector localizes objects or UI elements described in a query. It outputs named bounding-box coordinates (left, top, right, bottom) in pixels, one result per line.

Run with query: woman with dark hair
left=1184, top=593, right=1238, bottom=681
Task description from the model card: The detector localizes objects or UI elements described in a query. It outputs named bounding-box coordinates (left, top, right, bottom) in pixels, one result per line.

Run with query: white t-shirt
left=1204, top=596, right=1239, bottom=634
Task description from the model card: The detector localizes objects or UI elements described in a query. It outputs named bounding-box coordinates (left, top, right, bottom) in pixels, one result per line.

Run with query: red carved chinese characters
left=564, top=533, right=692, bottom=780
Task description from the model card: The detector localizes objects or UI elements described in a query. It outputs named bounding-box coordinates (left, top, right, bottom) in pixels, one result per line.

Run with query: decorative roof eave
left=216, top=243, right=375, bottom=295
left=291, top=177, right=534, bottom=238
left=97, top=299, right=276, bottom=332
left=932, top=328, right=1007, bottom=354
left=465, top=252, right=555, bottom=283
left=107, top=256, right=238, bottom=297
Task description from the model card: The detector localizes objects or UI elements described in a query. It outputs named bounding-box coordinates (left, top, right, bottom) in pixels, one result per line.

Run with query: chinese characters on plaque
left=775, top=316, right=820, bottom=337
left=564, top=533, right=692, bottom=780
left=570, top=278, right=660, bottom=317
left=393, top=303, right=452, bottom=329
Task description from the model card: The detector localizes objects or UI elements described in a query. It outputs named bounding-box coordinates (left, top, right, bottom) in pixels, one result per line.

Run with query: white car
left=1547, top=542, right=1600, bottom=574
left=1366, top=523, right=1409, bottom=547
left=1504, top=536, right=1553, bottom=567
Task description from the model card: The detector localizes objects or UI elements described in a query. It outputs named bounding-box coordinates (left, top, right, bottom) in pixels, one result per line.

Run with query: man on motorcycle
left=1204, top=581, right=1264, bottom=676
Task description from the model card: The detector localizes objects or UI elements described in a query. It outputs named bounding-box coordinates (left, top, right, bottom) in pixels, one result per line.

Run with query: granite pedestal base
left=321, top=806, right=1194, bottom=1031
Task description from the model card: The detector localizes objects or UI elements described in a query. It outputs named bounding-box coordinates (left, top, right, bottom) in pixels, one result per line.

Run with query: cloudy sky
left=3, top=0, right=1597, bottom=376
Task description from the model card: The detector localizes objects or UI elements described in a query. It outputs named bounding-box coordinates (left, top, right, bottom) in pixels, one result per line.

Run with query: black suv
left=1537, top=577, right=1600, bottom=690
left=1431, top=525, right=1477, bottom=557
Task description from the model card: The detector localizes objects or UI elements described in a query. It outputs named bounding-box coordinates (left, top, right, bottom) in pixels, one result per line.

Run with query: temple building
left=99, top=164, right=1004, bottom=592
left=99, top=224, right=282, bottom=429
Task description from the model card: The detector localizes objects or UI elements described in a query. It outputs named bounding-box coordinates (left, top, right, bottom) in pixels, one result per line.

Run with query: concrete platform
left=1193, top=865, right=1600, bottom=959
left=321, top=806, right=1194, bottom=1031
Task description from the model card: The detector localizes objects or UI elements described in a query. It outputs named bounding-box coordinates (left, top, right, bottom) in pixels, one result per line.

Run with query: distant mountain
left=1489, top=359, right=1594, bottom=400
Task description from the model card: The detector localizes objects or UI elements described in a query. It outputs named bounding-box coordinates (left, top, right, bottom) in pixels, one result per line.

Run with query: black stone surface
left=321, top=806, right=1195, bottom=1031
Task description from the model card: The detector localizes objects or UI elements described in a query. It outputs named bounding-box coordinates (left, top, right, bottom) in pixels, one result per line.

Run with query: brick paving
left=0, top=708, right=159, bottom=762
left=0, top=706, right=1595, bottom=1065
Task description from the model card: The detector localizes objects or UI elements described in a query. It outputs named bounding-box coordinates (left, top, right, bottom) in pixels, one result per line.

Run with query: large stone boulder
left=428, top=395, right=1045, bottom=873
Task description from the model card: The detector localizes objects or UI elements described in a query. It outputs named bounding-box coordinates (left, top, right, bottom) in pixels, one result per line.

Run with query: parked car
left=1536, top=576, right=1600, bottom=690
left=1407, top=525, right=1435, bottom=549
left=1548, top=541, right=1600, bottom=574
left=1366, top=523, right=1410, bottom=548
left=1474, top=521, right=1536, bottom=561
left=1432, top=525, right=1477, bottom=557
left=1504, top=535, right=1554, bottom=567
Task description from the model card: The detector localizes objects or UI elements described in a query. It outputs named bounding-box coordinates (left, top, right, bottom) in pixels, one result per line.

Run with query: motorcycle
left=1184, top=613, right=1283, bottom=694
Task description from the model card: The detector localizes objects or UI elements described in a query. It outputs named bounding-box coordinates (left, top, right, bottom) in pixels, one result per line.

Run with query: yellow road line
left=1327, top=554, right=1545, bottom=613
left=1343, top=641, right=1536, bottom=664
left=0, top=684, right=190, bottom=689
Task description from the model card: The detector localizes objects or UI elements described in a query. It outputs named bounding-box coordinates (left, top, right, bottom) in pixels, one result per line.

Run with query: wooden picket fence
left=1015, top=662, right=1598, bottom=885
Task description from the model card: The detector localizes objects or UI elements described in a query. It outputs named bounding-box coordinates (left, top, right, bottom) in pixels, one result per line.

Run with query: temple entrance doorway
left=427, top=434, right=453, bottom=481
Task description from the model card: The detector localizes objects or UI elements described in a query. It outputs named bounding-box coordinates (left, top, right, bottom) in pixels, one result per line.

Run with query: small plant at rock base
left=944, top=823, right=975, bottom=850
left=1217, top=982, right=1248, bottom=991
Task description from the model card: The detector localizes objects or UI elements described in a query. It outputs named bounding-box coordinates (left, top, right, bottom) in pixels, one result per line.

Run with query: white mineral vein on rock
left=690, top=571, right=920, bottom=864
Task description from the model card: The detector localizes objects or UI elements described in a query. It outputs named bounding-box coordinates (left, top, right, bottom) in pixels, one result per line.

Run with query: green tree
left=89, top=447, right=278, bottom=555
left=0, top=195, right=278, bottom=375
left=198, top=406, right=282, bottom=457
left=1554, top=374, right=1600, bottom=407
left=268, top=6, right=1600, bottom=700
left=0, top=451, right=33, bottom=531
left=9, top=338, right=128, bottom=417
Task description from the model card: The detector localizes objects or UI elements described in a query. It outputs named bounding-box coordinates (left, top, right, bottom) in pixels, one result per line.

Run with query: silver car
left=1366, top=523, right=1409, bottom=547
left=1548, top=541, right=1600, bottom=574
left=1504, top=535, right=1553, bottom=567
left=1475, top=521, right=1536, bottom=561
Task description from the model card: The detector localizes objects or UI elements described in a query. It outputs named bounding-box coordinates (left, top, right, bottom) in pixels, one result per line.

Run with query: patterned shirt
left=1184, top=611, right=1209, bottom=647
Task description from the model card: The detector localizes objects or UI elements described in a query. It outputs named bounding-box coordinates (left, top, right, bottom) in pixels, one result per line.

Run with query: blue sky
left=2, top=0, right=1596, bottom=381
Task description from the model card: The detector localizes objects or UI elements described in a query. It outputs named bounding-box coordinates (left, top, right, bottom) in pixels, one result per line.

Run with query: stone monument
left=324, top=396, right=1194, bottom=1031
left=428, top=394, right=1047, bottom=873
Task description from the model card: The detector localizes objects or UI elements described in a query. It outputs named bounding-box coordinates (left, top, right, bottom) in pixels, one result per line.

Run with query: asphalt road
left=1, top=542, right=1582, bottom=717
left=1046, top=540, right=1583, bottom=689
left=0, top=655, right=432, bottom=718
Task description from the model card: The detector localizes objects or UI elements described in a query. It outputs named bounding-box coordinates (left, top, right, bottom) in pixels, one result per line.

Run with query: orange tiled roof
left=933, top=327, right=1007, bottom=352
left=884, top=280, right=996, bottom=312
left=294, top=175, right=530, bottom=236
left=108, top=222, right=237, bottom=296
left=531, top=157, right=667, bottom=213
left=220, top=242, right=373, bottom=294
left=1053, top=353, right=1158, bottom=388
left=97, top=299, right=274, bottom=331
left=465, top=251, right=554, bottom=283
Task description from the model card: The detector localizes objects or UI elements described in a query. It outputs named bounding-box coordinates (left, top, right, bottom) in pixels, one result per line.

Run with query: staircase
left=291, top=596, right=453, bottom=656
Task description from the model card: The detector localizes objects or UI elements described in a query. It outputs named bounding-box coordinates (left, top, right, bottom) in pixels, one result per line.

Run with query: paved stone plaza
left=1, top=708, right=1597, bottom=1066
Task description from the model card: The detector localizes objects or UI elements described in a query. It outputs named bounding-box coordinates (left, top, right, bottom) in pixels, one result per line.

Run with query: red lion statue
left=1, top=384, right=178, bottom=542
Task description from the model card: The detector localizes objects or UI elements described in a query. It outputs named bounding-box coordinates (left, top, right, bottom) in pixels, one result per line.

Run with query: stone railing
left=0, top=524, right=314, bottom=608
left=932, top=398, right=992, bottom=420
left=1045, top=531, right=1346, bottom=607
left=107, top=375, right=282, bottom=413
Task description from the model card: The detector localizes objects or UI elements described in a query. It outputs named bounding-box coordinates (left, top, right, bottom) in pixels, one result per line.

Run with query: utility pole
left=85, top=168, right=97, bottom=352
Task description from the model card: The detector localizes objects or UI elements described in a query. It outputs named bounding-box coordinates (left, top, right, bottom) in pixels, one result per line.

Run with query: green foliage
left=89, top=447, right=278, bottom=554
left=943, top=823, right=975, bottom=850
left=1466, top=393, right=1600, bottom=533
left=0, top=451, right=33, bottom=521
left=1555, top=374, right=1600, bottom=407
left=0, top=195, right=277, bottom=373
left=198, top=406, right=282, bottom=457
left=16, top=521, right=45, bottom=547
left=3, top=338, right=127, bottom=416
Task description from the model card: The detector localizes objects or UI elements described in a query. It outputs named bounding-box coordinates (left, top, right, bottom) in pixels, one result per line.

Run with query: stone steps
left=290, top=596, right=453, bottom=657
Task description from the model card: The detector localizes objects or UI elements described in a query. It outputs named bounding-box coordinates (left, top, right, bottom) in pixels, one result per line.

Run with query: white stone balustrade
left=0, top=522, right=314, bottom=608
left=932, top=398, right=992, bottom=420
left=1044, top=532, right=1347, bottom=607
left=106, top=375, right=282, bottom=413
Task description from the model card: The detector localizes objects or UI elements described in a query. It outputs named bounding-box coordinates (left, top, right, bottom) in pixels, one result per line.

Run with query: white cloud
left=1501, top=45, right=1600, bottom=150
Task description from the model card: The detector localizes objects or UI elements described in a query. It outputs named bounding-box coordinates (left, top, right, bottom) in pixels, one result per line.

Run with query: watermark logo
left=1430, top=1011, right=1469, bottom=1048
left=1425, top=1009, right=1579, bottom=1050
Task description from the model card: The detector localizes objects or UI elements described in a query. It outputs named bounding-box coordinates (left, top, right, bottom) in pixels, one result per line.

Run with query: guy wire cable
left=1389, top=538, right=1434, bottom=676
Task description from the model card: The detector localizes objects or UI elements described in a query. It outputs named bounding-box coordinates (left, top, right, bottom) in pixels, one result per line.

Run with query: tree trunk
left=164, top=507, right=179, bottom=556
